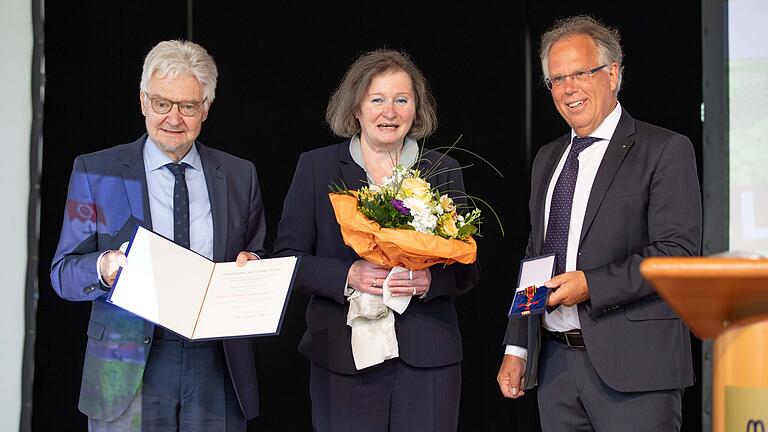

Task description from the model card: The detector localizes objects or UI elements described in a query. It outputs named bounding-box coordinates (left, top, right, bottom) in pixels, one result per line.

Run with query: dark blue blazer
left=50, top=135, right=266, bottom=421
left=274, top=141, right=481, bottom=375
left=504, top=109, right=700, bottom=393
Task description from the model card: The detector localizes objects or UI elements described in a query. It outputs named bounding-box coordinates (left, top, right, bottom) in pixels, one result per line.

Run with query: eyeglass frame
left=142, top=91, right=208, bottom=117
left=544, top=64, right=607, bottom=90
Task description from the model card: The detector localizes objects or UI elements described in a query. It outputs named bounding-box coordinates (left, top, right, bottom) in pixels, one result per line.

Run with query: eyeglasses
left=545, top=65, right=607, bottom=90
left=143, top=92, right=207, bottom=117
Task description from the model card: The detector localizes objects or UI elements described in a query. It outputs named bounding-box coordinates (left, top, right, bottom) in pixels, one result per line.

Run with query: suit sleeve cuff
left=96, top=250, right=111, bottom=288
left=505, top=345, right=528, bottom=362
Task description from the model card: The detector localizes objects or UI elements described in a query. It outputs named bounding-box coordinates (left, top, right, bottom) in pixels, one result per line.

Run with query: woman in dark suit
left=274, top=49, right=480, bottom=432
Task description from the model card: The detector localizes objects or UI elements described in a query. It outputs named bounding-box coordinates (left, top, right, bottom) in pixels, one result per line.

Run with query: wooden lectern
left=641, top=257, right=768, bottom=432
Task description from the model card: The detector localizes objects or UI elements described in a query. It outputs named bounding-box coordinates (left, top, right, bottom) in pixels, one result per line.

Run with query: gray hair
left=326, top=49, right=437, bottom=140
left=140, top=40, right=218, bottom=107
left=540, top=15, right=624, bottom=93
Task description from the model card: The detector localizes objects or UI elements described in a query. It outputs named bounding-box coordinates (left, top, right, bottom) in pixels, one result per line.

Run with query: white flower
left=402, top=197, right=438, bottom=233
left=382, top=165, right=412, bottom=189
left=409, top=213, right=438, bottom=233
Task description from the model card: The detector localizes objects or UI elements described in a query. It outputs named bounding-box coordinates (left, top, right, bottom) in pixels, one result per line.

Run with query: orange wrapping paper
left=329, top=193, right=477, bottom=270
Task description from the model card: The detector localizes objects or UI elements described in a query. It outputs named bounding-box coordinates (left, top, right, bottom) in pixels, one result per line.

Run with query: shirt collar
left=569, top=101, right=622, bottom=143
left=144, top=136, right=203, bottom=172
left=349, top=134, right=420, bottom=171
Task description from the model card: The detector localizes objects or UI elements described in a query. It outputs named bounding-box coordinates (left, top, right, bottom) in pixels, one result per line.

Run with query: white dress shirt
left=505, top=102, right=622, bottom=360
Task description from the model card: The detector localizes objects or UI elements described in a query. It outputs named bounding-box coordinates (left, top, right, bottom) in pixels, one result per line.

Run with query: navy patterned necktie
left=543, top=136, right=601, bottom=275
left=165, top=162, right=191, bottom=249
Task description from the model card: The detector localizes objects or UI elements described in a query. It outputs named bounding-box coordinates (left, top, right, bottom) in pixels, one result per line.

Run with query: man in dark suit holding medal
left=497, top=16, right=701, bottom=430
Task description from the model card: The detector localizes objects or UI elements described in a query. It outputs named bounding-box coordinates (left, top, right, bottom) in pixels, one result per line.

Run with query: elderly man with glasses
left=51, top=40, right=266, bottom=431
left=497, top=16, right=701, bottom=431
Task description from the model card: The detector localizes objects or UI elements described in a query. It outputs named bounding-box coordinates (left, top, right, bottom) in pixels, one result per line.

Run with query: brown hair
left=325, top=49, right=437, bottom=139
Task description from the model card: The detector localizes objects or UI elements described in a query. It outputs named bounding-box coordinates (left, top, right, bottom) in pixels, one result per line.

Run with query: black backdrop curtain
left=33, top=1, right=702, bottom=430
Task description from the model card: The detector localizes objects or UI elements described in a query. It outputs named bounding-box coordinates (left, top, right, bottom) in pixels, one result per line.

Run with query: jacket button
left=83, top=285, right=95, bottom=294
left=143, top=336, right=151, bottom=344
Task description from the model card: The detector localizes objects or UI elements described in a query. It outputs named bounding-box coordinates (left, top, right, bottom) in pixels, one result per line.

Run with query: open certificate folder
left=109, top=226, right=299, bottom=340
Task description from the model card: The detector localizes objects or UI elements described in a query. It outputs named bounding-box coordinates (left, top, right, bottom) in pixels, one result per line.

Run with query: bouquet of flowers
left=329, top=164, right=480, bottom=270
left=329, top=141, right=499, bottom=370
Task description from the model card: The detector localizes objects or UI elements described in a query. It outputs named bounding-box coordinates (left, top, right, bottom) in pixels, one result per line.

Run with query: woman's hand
left=386, top=268, right=431, bottom=297
left=347, top=260, right=392, bottom=295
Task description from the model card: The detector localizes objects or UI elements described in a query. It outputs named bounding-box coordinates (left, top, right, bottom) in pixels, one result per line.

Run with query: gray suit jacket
left=504, top=109, right=700, bottom=392
left=51, top=135, right=266, bottom=420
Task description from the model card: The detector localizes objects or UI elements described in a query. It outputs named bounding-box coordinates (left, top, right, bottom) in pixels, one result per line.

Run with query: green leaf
left=458, top=224, right=477, bottom=238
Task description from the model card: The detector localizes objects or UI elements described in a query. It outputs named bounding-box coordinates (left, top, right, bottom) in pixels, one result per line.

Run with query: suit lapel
left=199, top=143, right=228, bottom=262
left=526, top=137, right=570, bottom=389
left=121, top=136, right=152, bottom=229
left=578, top=109, right=636, bottom=245
left=532, top=135, right=570, bottom=255
left=338, top=141, right=367, bottom=190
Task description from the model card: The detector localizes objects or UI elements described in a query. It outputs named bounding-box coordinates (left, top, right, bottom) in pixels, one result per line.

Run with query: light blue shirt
left=143, top=137, right=214, bottom=260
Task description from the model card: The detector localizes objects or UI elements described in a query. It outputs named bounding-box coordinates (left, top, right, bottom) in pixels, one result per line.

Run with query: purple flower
left=391, top=199, right=410, bottom=216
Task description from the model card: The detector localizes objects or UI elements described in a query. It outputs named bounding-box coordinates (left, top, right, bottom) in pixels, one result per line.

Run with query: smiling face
left=547, top=34, right=618, bottom=136
left=355, top=69, right=416, bottom=150
left=140, top=73, right=208, bottom=161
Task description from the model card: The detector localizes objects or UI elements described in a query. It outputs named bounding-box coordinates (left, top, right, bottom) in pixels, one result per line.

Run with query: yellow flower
left=439, top=194, right=455, bottom=213
left=438, top=213, right=459, bottom=238
left=400, top=177, right=431, bottom=199
left=358, top=187, right=374, bottom=200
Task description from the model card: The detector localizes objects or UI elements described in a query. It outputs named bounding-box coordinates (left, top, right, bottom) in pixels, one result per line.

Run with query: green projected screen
left=729, top=0, right=768, bottom=255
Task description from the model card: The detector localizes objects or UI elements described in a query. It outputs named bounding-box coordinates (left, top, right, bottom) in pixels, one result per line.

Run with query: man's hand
left=497, top=354, right=526, bottom=399
left=100, top=250, right=127, bottom=286
left=347, top=260, right=392, bottom=295
left=545, top=270, right=589, bottom=307
left=235, top=251, right=260, bottom=267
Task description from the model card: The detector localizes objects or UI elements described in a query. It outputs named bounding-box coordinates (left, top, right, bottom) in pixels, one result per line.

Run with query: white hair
left=139, top=40, right=218, bottom=106
left=540, top=15, right=624, bottom=94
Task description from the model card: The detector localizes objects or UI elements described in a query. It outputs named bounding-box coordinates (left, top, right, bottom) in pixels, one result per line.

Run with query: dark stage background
left=33, top=1, right=703, bottom=430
